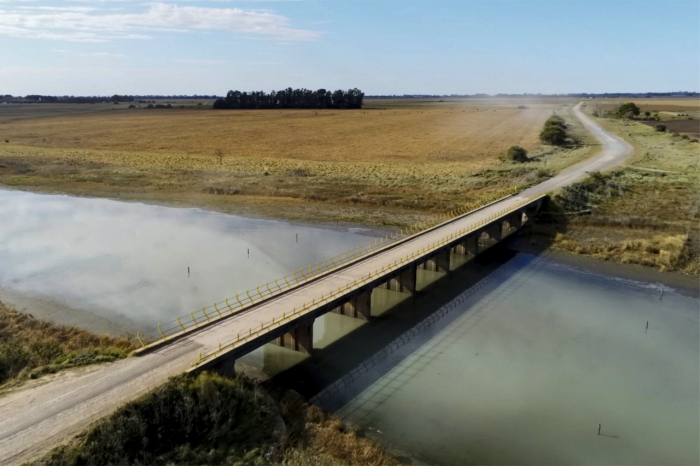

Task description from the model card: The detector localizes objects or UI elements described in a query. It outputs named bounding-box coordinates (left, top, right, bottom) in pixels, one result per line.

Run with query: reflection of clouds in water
left=0, top=190, right=373, bottom=328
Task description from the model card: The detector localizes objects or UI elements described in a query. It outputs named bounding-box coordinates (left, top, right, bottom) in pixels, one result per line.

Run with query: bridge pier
left=272, top=322, right=314, bottom=354
left=208, top=355, right=236, bottom=377
left=377, top=266, right=417, bottom=294
left=332, top=291, right=372, bottom=320
left=419, top=249, right=450, bottom=274
left=453, top=234, right=478, bottom=260
left=507, top=211, right=523, bottom=229
left=477, top=221, right=504, bottom=251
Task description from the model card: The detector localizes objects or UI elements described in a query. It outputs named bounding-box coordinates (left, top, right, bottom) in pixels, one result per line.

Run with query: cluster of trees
left=213, top=88, right=364, bottom=109
left=539, top=115, right=568, bottom=146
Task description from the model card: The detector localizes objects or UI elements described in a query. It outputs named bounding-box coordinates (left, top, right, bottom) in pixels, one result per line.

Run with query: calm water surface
left=0, top=189, right=379, bottom=329
left=2, top=189, right=697, bottom=465
left=311, top=254, right=699, bottom=465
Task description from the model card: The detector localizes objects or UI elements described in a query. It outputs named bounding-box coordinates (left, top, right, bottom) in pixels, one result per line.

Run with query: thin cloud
left=174, top=58, right=276, bottom=65
left=52, top=49, right=126, bottom=58
left=0, top=2, right=322, bottom=42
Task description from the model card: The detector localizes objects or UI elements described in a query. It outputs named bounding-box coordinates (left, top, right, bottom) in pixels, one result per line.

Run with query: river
left=0, top=188, right=381, bottom=333
left=1, top=188, right=697, bottom=465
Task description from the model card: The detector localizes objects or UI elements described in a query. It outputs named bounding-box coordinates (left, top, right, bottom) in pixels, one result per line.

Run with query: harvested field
left=0, top=102, right=125, bottom=123
left=589, top=98, right=700, bottom=119
left=0, top=100, right=596, bottom=225
left=1, top=105, right=552, bottom=163
left=639, top=119, right=700, bottom=138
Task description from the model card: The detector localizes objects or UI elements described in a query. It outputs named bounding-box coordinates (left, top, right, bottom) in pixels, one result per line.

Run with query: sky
left=0, top=0, right=698, bottom=95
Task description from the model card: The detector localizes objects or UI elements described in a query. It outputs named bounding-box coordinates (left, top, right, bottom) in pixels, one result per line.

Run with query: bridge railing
left=189, top=193, right=546, bottom=368
left=135, top=186, right=524, bottom=346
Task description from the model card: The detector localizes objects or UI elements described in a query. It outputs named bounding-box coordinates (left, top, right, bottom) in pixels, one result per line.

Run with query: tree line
left=213, top=88, right=364, bottom=109
left=23, top=95, right=135, bottom=103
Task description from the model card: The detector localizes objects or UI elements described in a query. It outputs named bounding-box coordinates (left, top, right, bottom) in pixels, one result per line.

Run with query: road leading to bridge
left=0, top=103, right=633, bottom=465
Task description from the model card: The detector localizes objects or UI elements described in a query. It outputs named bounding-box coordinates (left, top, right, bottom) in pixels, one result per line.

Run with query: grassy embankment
left=527, top=105, right=699, bottom=275
left=2, top=302, right=396, bottom=465
left=32, top=372, right=397, bottom=466
left=0, top=99, right=593, bottom=226
left=0, top=301, right=136, bottom=390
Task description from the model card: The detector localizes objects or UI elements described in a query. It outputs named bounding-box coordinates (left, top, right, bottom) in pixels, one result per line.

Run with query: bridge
left=133, top=192, right=546, bottom=375
left=0, top=103, right=634, bottom=464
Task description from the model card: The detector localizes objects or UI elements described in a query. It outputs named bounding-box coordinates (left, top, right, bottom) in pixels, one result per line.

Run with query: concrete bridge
left=149, top=193, right=547, bottom=375
left=0, top=103, right=635, bottom=465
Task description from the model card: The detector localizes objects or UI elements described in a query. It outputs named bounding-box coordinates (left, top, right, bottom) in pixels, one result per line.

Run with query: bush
left=540, top=125, right=567, bottom=146
left=503, top=146, right=528, bottom=163
left=655, top=124, right=667, bottom=132
left=554, top=170, right=626, bottom=212
left=0, top=339, right=33, bottom=382
left=544, top=115, right=566, bottom=130
left=615, top=102, right=641, bottom=119
left=33, top=373, right=399, bottom=466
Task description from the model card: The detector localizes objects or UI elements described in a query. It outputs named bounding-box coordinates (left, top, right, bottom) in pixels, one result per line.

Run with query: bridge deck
left=140, top=192, right=545, bottom=370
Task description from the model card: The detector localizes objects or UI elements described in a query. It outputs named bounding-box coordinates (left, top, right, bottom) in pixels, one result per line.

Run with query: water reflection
left=0, top=189, right=380, bottom=329
left=303, top=253, right=699, bottom=465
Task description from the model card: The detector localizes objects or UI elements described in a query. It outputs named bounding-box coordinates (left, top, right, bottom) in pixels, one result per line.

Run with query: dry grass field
left=0, top=99, right=595, bottom=226
left=589, top=98, right=700, bottom=115
left=534, top=105, right=700, bottom=275
left=3, top=104, right=551, bottom=163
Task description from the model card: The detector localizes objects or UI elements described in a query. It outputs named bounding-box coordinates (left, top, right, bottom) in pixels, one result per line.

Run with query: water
left=2, top=188, right=698, bottom=464
left=307, top=253, right=699, bottom=465
left=0, top=189, right=380, bottom=330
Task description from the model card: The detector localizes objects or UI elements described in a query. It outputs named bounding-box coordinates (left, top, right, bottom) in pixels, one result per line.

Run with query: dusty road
left=0, top=103, right=632, bottom=465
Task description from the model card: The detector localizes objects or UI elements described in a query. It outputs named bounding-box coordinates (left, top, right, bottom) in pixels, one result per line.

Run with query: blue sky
left=1, top=0, right=698, bottom=95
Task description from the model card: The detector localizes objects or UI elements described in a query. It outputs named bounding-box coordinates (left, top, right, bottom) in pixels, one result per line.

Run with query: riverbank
left=0, top=301, right=136, bottom=393
left=528, top=107, right=699, bottom=276
left=29, top=371, right=399, bottom=466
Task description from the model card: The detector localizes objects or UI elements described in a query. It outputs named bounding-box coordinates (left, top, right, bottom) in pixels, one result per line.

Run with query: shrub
left=539, top=125, right=567, bottom=146
left=503, top=146, right=528, bottom=163
left=615, top=102, right=641, bottom=119
left=655, top=124, right=666, bottom=132
left=544, top=115, right=566, bottom=130
left=0, top=339, right=33, bottom=382
left=29, top=340, right=65, bottom=365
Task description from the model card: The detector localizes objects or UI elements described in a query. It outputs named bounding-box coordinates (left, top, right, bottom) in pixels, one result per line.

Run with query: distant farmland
left=1, top=103, right=553, bottom=163
left=0, top=98, right=595, bottom=225
left=639, top=119, right=700, bottom=138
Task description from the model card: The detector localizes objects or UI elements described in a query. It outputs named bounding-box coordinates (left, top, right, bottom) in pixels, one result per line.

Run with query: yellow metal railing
left=188, top=193, right=545, bottom=367
left=136, top=186, right=523, bottom=345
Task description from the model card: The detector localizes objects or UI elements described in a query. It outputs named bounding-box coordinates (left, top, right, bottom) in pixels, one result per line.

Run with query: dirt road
left=0, top=103, right=632, bottom=465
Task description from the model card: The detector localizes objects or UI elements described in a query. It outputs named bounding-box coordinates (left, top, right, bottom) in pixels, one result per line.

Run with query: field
left=0, top=98, right=595, bottom=226
left=528, top=104, right=700, bottom=275
left=589, top=98, right=700, bottom=117
left=639, top=119, right=700, bottom=137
